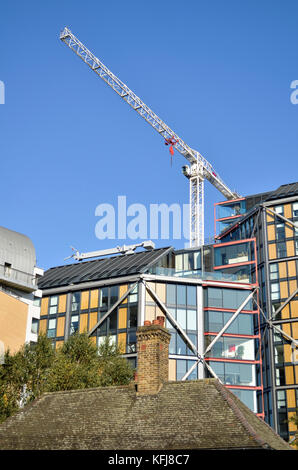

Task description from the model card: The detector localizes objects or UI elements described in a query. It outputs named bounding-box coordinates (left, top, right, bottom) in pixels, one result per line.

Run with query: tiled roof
left=0, top=379, right=291, bottom=450
left=38, top=247, right=172, bottom=289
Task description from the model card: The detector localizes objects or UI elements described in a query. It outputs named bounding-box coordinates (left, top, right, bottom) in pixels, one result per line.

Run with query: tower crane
left=60, top=27, right=240, bottom=247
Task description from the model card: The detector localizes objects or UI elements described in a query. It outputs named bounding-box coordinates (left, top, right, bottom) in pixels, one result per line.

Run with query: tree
left=288, top=410, right=298, bottom=449
left=0, top=334, right=55, bottom=422
left=46, top=333, right=103, bottom=392
left=97, top=336, right=134, bottom=387
left=0, top=333, right=134, bottom=423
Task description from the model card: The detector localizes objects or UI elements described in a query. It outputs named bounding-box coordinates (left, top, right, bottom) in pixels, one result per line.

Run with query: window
left=70, top=315, right=79, bottom=335
left=276, top=223, right=285, bottom=241
left=275, top=205, right=284, bottom=216
left=33, top=297, right=41, bottom=307
left=71, top=292, right=80, bottom=312
left=269, top=263, right=279, bottom=281
left=49, top=296, right=58, bottom=315
left=270, top=282, right=280, bottom=301
left=4, top=262, right=11, bottom=277
left=293, top=202, right=298, bottom=219
left=31, top=318, right=39, bottom=334
left=276, top=242, right=287, bottom=259
left=47, top=318, right=56, bottom=338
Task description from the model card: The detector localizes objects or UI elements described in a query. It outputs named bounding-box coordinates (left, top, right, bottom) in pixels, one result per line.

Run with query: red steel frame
left=205, top=237, right=264, bottom=417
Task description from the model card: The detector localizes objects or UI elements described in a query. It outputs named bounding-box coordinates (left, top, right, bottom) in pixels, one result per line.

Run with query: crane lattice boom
left=60, top=27, right=240, bottom=246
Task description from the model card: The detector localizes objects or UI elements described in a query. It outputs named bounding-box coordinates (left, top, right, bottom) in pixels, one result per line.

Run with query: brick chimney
left=135, top=317, right=171, bottom=395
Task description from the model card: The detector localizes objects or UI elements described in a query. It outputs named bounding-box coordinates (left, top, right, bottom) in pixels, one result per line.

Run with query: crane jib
left=60, top=27, right=240, bottom=245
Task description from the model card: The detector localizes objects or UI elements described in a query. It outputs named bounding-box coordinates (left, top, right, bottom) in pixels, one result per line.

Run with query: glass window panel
left=108, top=309, right=117, bottom=331
left=207, top=288, right=222, bottom=308
left=49, top=306, right=58, bottom=315
left=128, top=305, right=138, bottom=328
left=99, top=287, right=109, bottom=309
left=177, top=309, right=186, bottom=329
left=110, top=285, right=118, bottom=306
left=187, top=334, right=197, bottom=355
left=187, top=309, right=197, bottom=331
left=177, top=334, right=187, bottom=355
left=223, top=289, right=237, bottom=309
left=31, top=318, right=39, bottom=334
left=176, top=360, right=187, bottom=380
left=177, top=285, right=186, bottom=305
left=50, top=296, right=58, bottom=306
left=175, top=254, right=183, bottom=271
left=187, top=361, right=198, bottom=380
left=166, top=284, right=176, bottom=305
left=127, top=330, right=137, bottom=353
left=187, top=286, right=196, bottom=306
left=70, top=315, right=79, bottom=335
left=230, top=389, right=256, bottom=412
left=169, top=332, right=176, bottom=354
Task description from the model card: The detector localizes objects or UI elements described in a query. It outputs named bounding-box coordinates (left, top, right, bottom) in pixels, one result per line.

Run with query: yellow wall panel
left=281, top=304, right=290, bottom=320
left=156, top=283, right=166, bottom=303
left=295, top=366, right=298, bottom=385
left=145, top=305, right=156, bottom=322
left=58, top=294, right=67, bottom=313
left=284, top=204, right=292, bottom=219
left=89, top=312, right=98, bottom=330
left=267, top=224, right=276, bottom=241
left=55, top=340, right=64, bottom=349
left=79, top=313, right=88, bottom=333
left=145, top=282, right=156, bottom=302
left=118, top=308, right=127, bottom=329
left=286, top=240, right=295, bottom=257
left=278, top=262, right=287, bottom=279
left=289, top=280, right=297, bottom=296
left=284, top=344, right=292, bottom=363
left=290, top=300, right=298, bottom=318
left=169, top=359, right=176, bottom=381
left=288, top=411, right=298, bottom=432
left=291, top=322, right=298, bottom=340
left=40, top=297, right=49, bottom=316
left=81, top=291, right=89, bottom=310
left=90, top=289, right=98, bottom=309
left=285, top=366, right=294, bottom=384
left=119, top=284, right=128, bottom=304
left=280, top=281, right=289, bottom=299
left=285, top=223, right=294, bottom=239
left=90, top=336, right=96, bottom=345
left=118, top=332, right=126, bottom=353
left=288, top=260, right=296, bottom=278
left=282, top=323, right=291, bottom=337
left=56, top=317, right=65, bottom=337
left=266, top=211, right=274, bottom=223
left=39, top=319, right=47, bottom=334
left=268, top=244, right=276, bottom=260
left=286, top=389, right=296, bottom=408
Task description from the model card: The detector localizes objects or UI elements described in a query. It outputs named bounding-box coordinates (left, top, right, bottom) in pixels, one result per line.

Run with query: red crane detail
left=164, top=137, right=178, bottom=165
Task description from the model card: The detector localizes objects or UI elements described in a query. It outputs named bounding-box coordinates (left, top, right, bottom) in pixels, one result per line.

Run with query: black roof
left=38, top=246, right=172, bottom=290
left=264, top=182, right=298, bottom=201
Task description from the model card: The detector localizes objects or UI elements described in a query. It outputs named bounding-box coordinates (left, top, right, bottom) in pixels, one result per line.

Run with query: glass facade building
left=214, top=182, right=298, bottom=442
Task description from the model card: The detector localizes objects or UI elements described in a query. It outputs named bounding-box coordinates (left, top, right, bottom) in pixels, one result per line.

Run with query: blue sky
left=1, top=0, right=298, bottom=270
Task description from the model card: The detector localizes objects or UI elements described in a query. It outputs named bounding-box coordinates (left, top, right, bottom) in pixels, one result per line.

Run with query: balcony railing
left=0, top=264, right=36, bottom=291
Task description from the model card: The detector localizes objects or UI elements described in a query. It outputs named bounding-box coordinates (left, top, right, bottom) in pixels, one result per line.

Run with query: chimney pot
left=157, top=316, right=165, bottom=327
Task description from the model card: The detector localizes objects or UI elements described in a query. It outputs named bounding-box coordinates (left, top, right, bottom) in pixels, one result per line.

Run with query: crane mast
left=60, top=27, right=240, bottom=246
